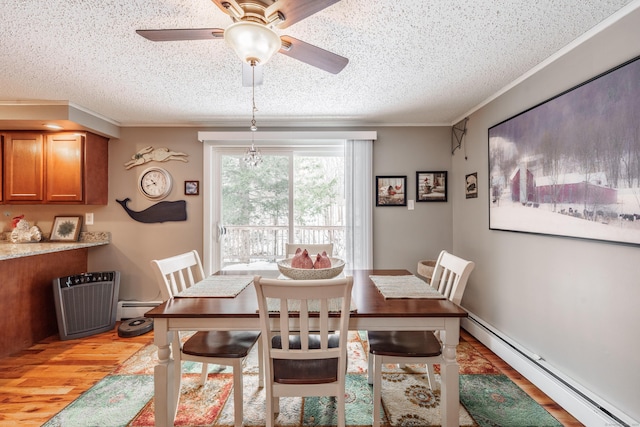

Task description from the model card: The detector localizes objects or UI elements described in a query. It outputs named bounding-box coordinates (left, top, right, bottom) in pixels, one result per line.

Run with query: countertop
left=0, top=232, right=110, bottom=260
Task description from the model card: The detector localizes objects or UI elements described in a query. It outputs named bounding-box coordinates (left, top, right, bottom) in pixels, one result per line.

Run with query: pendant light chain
left=244, top=60, right=262, bottom=167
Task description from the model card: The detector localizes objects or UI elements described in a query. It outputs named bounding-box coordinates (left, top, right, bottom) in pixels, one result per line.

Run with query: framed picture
left=50, top=216, right=82, bottom=241
left=416, top=171, right=447, bottom=202
left=489, top=54, right=640, bottom=246
left=184, top=180, right=199, bottom=195
left=465, top=172, right=478, bottom=199
left=376, top=176, right=407, bottom=206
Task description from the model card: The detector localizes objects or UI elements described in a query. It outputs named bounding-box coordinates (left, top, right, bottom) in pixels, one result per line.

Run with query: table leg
left=154, top=319, right=178, bottom=427
left=440, top=319, right=461, bottom=427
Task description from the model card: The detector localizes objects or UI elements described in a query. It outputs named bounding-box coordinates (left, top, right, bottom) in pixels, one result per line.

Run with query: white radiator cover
left=116, top=300, right=162, bottom=320
left=462, top=314, right=637, bottom=427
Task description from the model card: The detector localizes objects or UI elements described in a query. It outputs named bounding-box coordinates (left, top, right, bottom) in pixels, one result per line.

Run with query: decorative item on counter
left=50, top=216, right=83, bottom=241
left=10, top=217, right=43, bottom=243
left=124, top=146, right=188, bottom=169
left=12, top=214, right=24, bottom=228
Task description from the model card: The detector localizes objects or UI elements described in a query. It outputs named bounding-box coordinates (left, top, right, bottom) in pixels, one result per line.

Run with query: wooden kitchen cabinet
left=0, top=134, right=3, bottom=203
left=2, top=131, right=109, bottom=204
left=3, top=132, right=44, bottom=202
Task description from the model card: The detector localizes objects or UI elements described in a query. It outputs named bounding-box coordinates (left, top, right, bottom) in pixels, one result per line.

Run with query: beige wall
left=451, top=6, right=640, bottom=423
left=2, top=126, right=452, bottom=302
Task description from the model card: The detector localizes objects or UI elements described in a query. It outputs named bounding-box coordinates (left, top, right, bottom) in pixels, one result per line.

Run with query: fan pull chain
left=250, top=60, right=258, bottom=132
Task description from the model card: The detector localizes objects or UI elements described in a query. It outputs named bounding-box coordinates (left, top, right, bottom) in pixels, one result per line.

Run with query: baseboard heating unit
left=116, top=300, right=162, bottom=320
left=462, top=314, right=637, bottom=427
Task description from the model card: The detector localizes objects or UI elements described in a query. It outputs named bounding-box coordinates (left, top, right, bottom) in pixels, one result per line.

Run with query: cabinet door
left=46, top=133, right=83, bottom=202
left=0, top=135, right=3, bottom=203
left=4, top=133, right=44, bottom=201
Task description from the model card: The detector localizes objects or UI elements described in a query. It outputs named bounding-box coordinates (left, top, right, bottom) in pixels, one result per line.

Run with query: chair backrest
left=430, top=250, right=475, bottom=305
left=151, top=250, right=205, bottom=301
left=253, top=275, right=353, bottom=379
left=285, top=243, right=334, bottom=258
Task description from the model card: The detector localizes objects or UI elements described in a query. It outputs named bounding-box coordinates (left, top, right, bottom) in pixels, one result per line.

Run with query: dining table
left=145, top=269, right=468, bottom=427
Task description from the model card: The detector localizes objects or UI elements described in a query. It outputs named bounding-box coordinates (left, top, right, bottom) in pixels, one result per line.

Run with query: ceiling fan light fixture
left=224, top=21, right=281, bottom=65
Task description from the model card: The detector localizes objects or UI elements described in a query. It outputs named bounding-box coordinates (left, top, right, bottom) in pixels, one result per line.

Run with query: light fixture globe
left=224, top=21, right=282, bottom=65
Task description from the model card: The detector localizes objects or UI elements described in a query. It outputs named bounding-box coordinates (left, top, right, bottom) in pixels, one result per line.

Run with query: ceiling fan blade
left=266, top=0, right=341, bottom=29
left=136, top=28, right=224, bottom=42
left=279, top=35, right=348, bottom=74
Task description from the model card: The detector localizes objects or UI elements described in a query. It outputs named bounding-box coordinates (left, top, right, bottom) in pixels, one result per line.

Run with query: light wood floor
left=0, top=325, right=583, bottom=427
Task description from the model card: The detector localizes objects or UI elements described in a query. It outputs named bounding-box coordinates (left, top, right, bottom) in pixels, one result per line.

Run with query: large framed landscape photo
left=489, top=55, right=640, bottom=246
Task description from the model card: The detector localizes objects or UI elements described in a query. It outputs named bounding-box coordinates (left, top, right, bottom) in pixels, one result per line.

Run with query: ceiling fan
left=136, top=0, right=349, bottom=74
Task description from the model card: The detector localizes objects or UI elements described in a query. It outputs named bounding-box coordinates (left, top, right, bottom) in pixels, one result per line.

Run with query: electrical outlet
left=85, top=213, right=94, bottom=225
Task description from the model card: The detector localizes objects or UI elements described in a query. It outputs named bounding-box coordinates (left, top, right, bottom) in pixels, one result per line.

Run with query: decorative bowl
left=277, top=257, right=346, bottom=280
left=417, top=259, right=436, bottom=281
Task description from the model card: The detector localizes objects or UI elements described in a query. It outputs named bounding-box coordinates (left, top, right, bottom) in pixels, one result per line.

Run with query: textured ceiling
left=0, top=0, right=636, bottom=128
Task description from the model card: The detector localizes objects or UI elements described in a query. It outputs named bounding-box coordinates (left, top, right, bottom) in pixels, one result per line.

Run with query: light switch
left=408, top=200, right=415, bottom=210
left=85, top=213, right=94, bottom=225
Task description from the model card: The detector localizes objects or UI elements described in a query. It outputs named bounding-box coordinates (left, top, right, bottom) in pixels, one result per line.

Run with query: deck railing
left=222, top=225, right=345, bottom=267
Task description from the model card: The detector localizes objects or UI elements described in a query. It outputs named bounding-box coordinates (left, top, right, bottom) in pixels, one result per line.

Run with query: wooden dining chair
left=367, top=250, right=475, bottom=427
left=151, top=250, right=262, bottom=427
left=284, top=242, right=334, bottom=258
left=253, top=275, right=353, bottom=427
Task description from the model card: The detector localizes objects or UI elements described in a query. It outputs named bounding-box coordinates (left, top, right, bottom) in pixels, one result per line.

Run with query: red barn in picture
left=535, top=172, right=617, bottom=205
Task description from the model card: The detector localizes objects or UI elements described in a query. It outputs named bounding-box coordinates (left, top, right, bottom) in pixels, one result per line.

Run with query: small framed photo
left=376, top=176, right=407, bottom=206
left=416, top=171, right=448, bottom=202
left=50, top=216, right=82, bottom=241
left=184, top=180, right=199, bottom=195
left=465, top=172, right=478, bottom=199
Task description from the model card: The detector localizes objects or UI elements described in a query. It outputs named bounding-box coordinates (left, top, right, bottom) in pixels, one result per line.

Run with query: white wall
left=452, top=5, right=640, bottom=423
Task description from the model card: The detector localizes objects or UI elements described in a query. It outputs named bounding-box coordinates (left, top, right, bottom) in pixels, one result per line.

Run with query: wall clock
left=138, top=166, right=172, bottom=200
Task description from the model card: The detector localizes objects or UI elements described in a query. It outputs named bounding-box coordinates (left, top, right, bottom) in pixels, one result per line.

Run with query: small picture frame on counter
left=50, top=216, right=82, bottom=242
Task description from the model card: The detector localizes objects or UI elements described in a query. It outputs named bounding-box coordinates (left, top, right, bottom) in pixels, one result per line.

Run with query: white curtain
left=345, top=139, right=373, bottom=269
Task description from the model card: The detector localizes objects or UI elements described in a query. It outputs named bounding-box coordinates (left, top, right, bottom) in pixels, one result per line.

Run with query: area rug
left=43, top=332, right=563, bottom=427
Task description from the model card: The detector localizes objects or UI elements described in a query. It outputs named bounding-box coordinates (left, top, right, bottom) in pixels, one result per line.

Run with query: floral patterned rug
left=43, top=331, right=562, bottom=427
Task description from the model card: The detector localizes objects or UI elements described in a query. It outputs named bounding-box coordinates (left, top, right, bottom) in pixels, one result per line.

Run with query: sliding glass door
left=213, top=146, right=344, bottom=271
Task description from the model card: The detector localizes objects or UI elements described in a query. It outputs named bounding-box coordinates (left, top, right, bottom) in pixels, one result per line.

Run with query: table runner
left=175, top=275, right=253, bottom=298
left=369, top=274, right=445, bottom=299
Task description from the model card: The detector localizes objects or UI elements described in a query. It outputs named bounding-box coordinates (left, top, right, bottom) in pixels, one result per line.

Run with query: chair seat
left=183, top=331, right=261, bottom=358
left=274, top=358, right=339, bottom=384
left=368, top=330, right=442, bottom=357
left=271, top=333, right=340, bottom=384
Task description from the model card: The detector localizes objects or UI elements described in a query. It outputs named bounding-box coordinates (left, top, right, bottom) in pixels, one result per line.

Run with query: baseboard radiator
left=116, top=300, right=162, bottom=320
left=462, top=314, right=636, bottom=427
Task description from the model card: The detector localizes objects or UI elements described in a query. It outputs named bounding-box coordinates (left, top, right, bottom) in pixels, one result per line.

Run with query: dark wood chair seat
left=272, top=334, right=340, bottom=384
left=183, top=331, right=261, bottom=358
left=368, top=330, right=441, bottom=358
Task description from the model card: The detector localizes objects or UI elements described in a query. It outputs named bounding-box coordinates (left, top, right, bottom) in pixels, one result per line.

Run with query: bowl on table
left=277, top=258, right=345, bottom=280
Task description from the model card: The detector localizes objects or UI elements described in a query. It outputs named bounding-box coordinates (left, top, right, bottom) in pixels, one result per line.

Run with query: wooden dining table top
left=145, top=269, right=468, bottom=320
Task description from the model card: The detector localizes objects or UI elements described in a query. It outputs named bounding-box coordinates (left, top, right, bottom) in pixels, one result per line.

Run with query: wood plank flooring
left=0, top=325, right=583, bottom=427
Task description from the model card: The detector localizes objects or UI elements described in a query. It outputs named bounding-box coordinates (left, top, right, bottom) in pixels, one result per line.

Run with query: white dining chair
left=151, top=250, right=262, bottom=427
left=367, top=250, right=475, bottom=427
left=253, top=274, right=353, bottom=427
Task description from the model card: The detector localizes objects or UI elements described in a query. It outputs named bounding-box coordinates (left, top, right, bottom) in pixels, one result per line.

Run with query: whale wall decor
left=116, top=198, right=187, bottom=223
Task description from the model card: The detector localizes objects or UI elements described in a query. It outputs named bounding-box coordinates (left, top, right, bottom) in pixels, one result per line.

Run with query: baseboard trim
left=462, top=314, right=636, bottom=427
left=116, top=300, right=162, bottom=321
